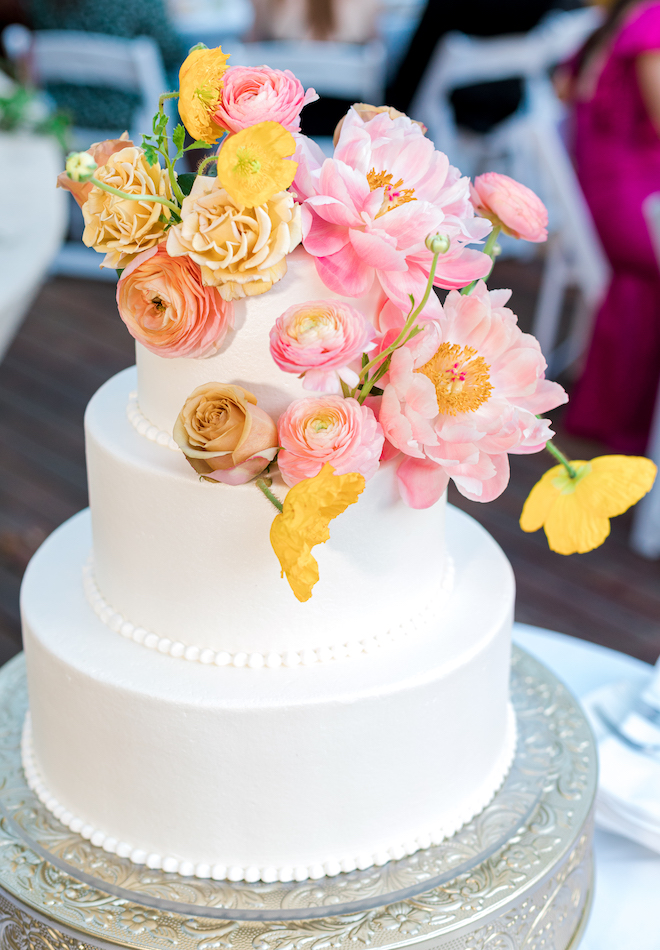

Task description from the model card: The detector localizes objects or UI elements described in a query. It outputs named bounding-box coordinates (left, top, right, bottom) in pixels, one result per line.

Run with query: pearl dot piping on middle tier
left=126, top=392, right=179, bottom=451
left=82, top=558, right=455, bottom=671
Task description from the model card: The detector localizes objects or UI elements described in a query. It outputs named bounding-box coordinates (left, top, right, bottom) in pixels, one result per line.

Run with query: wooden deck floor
left=1, top=263, right=659, bottom=668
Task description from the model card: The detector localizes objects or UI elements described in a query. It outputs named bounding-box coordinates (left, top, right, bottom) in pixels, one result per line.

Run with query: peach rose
left=57, top=132, right=133, bottom=208
left=174, top=383, right=279, bottom=485
left=117, top=244, right=233, bottom=358
left=333, top=103, right=427, bottom=146
left=166, top=174, right=301, bottom=300
left=82, top=146, right=174, bottom=269
left=213, top=65, right=318, bottom=134
left=470, top=173, right=548, bottom=243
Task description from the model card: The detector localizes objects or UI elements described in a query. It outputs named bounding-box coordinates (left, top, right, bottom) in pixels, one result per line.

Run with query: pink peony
left=293, top=109, right=493, bottom=317
left=269, top=299, right=376, bottom=392
left=213, top=65, right=318, bottom=134
left=379, top=282, right=567, bottom=508
left=471, top=173, right=548, bottom=243
left=117, top=243, right=233, bottom=358
left=277, top=396, right=384, bottom=486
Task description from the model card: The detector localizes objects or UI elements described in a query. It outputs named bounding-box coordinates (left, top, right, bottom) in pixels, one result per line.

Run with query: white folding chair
left=629, top=194, right=660, bottom=559
left=3, top=26, right=169, bottom=280
left=409, top=9, right=609, bottom=377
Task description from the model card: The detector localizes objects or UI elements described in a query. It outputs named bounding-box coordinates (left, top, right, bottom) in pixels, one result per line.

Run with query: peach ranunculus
left=214, top=65, right=318, bottom=135
left=470, top=173, right=548, bottom=243
left=173, top=383, right=278, bottom=485
left=57, top=132, right=133, bottom=207
left=332, top=103, right=427, bottom=146
left=269, top=299, right=376, bottom=392
left=82, top=147, right=174, bottom=269
left=116, top=243, right=234, bottom=358
left=178, top=44, right=230, bottom=144
left=277, top=396, right=384, bottom=486
left=166, top=174, right=301, bottom=300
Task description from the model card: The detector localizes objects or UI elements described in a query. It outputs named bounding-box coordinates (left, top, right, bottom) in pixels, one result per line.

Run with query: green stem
left=197, top=154, right=217, bottom=176
left=157, top=145, right=186, bottom=204
left=88, top=176, right=180, bottom=214
left=461, top=225, right=501, bottom=295
left=159, top=91, right=179, bottom=112
left=545, top=439, right=578, bottom=479
left=256, top=478, right=284, bottom=513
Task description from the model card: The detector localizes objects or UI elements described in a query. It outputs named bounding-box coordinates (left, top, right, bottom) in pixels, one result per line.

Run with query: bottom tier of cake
left=21, top=504, right=515, bottom=884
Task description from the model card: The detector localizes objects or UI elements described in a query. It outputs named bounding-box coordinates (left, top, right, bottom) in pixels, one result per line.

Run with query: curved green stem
left=88, top=176, right=180, bottom=214
left=461, top=225, right=501, bottom=295
left=256, top=478, right=284, bottom=513
left=159, top=91, right=179, bottom=112
left=197, top=154, right=218, bottom=176
left=545, top=439, right=578, bottom=479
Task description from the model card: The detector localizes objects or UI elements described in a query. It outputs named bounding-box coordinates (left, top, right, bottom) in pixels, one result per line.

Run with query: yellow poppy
left=520, top=455, right=656, bottom=555
left=270, top=464, right=365, bottom=602
left=216, top=122, right=297, bottom=208
left=178, top=45, right=229, bottom=144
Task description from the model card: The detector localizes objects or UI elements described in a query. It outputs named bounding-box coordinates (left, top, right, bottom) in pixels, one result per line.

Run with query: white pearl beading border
left=126, top=392, right=179, bottom=451
left=82, top=558, right=455, bottom=670
left=22, top=706, right=516, bottom=884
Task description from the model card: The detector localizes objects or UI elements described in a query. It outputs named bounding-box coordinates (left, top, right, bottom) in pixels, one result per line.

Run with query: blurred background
left=0, top=0, right=659, bottom=669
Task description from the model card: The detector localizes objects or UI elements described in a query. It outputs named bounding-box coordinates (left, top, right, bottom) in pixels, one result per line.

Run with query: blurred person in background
left=388, top=0, right=584, bottom=133
left=250, top=0, right=378, bottom=135
left=560, top=0, right=660, bottom=454
left=21, top=0, right=183, bottom=131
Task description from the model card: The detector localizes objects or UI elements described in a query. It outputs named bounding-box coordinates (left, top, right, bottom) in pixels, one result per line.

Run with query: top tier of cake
left=84, top=250, right=450, bottom=662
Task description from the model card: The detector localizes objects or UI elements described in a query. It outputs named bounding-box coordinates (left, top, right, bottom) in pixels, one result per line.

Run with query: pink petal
left=433, top=248, right=492, bottom=290
left=303, top=213, right=350, bottom=256
left=306, top=194, right=362, bottom=228
left=314, top=244, right=375, bottom=297
left=349, top=228, right=407, bottom=271
left=454, top=453, right=510, bottom=502
left=397, top=456, right=449, bottom=509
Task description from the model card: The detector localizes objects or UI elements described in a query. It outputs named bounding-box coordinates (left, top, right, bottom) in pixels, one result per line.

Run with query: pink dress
left=566, top=1, right=660, bottom=454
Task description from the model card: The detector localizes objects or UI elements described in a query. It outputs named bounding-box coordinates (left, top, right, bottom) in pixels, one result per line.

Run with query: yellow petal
left=217, top=122, right=297, bottom=208
left=574, top=455, right=657, bottom=518
left=270, top=464, right=365, bottom=602
left=178, top=46, right=229, bottom=144
left=542, top=490, right=611, bottom=555
left=519, top=464, right=564, bottom=533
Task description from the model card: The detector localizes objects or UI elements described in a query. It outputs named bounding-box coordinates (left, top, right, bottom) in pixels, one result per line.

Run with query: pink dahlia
left=379, top=282, right=567, bottom=507
left=269, top=299, right=376, bottom=392
left=213, top=65, right=318, bottom=134
left=293, top=109, right=492, bottom=316
left=277, top=396, right=384, bottom=486
left=471, top=173, right=548, bottom=243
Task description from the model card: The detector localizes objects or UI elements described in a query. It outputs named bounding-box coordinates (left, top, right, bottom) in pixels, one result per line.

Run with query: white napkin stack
left=595, top=656, right=660, bottom=855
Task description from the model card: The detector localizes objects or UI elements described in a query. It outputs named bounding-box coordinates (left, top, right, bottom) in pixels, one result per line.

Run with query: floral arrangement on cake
left=61, top=45, right=657, bottom=601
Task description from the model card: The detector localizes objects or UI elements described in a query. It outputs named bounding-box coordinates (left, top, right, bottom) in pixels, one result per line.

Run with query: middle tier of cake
left=85, top=367, right=451, bottom=660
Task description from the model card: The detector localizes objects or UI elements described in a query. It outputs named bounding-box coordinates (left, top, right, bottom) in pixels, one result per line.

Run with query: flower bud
left=66, top=151, right=98, bottom=182
left=425, top=233, right=450, bottom=255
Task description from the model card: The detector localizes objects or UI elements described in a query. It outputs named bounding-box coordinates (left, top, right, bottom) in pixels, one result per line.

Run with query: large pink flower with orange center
left=379, top=282, right=568, bottom=507
left=293, top=109, right=492, bottom=316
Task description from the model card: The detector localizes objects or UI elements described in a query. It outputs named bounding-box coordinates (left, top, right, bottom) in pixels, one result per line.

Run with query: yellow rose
left=82, top=147, right=174, bottom=270
left=166, top=175, right=301, bottom=300
left=173, top=383, right=279, bottom=485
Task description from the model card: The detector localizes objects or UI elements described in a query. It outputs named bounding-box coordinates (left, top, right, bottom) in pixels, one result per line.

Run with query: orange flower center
left=367, top=168, right=416, bottom=217
left=416, top=342, right=493, bottom=415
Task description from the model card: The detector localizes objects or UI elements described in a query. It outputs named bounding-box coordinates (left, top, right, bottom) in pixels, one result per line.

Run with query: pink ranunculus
left=277, top=396, right=384, bottom=486
left=117, top=243, right=233, bottom=358
left=379, top=282, right=567, bottom=508
left=213, top=65, right=318, bottom=134
left=471, top=173, right=548, bottom=243
left=293, top=109, right=493, bottom=317
left=269, top=299, right=376, bottom=393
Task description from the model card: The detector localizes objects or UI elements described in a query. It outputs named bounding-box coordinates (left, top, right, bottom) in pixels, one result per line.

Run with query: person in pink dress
left=564, top=0, right=660, bottom=454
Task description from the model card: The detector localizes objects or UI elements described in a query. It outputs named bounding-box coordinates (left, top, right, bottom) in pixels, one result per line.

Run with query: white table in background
left=513, top=623, right=660, bottom=950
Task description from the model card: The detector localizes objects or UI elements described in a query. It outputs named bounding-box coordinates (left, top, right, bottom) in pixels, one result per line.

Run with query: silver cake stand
left=0, top=646, right=596, bottom=950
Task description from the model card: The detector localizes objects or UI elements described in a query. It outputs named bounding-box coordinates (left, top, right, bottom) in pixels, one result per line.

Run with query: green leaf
left=116, top=268, right=124, bottom=278
left=184, top=139, right=212, bottom=151
left=143, top=144, right=158, bottom=166
left=177, top=172, right=197, bottom=197
left=172, top=124, right=186, bottom=151
left=361, top=352, right=369, bottom=368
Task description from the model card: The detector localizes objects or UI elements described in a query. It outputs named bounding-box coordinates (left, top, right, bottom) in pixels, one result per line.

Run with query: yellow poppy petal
left=575, top=455, right=657, bottom=518
left=270, top=464, right=365, bottom=602
left=542, top=490, right=611, bottom=555
left=178, top=46, right=229, bottom=144
left=217, top=122, right=297, bottom=208
left=519, top=464, right=564, bottom=532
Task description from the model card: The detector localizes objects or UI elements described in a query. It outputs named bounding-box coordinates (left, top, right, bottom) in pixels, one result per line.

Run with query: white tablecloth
left=512, top=623, right=660, bottom=950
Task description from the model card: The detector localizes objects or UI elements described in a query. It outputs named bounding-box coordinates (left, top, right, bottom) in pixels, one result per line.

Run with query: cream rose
left=173, top=383, right=279, bottom=485
left=82, top=146, right=174, bottom=269
left=166, top=175, right=301, bottom=301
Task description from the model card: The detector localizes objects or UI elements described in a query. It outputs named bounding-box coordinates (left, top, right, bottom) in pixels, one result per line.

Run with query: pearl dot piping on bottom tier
left=21, top=708, right=516, bottom=884
left=126, top=392, right=179, bottom=451
left=82, top=558, right=455, bottom=670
